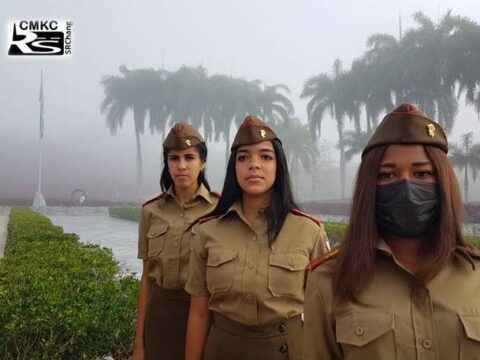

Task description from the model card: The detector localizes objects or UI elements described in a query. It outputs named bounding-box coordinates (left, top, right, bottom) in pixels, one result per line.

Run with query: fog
left=1, top=0, right=479, bottom=204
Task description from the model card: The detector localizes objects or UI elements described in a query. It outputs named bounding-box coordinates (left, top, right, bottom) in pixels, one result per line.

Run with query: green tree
left=344, top=130, right=371, bottom=163
left=302, top=59, right=349, bottom=199
left=449, top=132, right=480, bottom=202
left=100, top=65, right=164, bottom=188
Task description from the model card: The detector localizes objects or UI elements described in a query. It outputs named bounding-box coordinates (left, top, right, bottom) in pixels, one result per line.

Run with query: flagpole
left=33, top=68, right=46, bottom=208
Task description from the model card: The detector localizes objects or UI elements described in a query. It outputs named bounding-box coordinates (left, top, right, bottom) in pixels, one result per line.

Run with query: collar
left=165, top=183, right=213, bottom=204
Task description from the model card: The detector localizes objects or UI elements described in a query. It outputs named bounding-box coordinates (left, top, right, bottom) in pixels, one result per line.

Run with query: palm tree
left=344, top=130, right=371, bottom=163
left=276, top=118, right=319, bottom=173
left=258, top=83, right=294, bottom=125
left=301, top=59, right=349, bottom=199
left=449, top=132, right=480, bottom=202
left=100, top=65, right=164, bottom=188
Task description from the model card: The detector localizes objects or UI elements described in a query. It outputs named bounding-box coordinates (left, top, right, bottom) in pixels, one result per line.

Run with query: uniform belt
left=151, top=283, right=190, bottom=298
left=211, top=312, right=302, bottom=338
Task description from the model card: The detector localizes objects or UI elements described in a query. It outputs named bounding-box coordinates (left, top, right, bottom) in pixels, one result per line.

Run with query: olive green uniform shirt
left=137, top=184, right=218, bottom=289
left=304, top=240, right=480, bottom=360
left=186, top=201, right=328, bottom=326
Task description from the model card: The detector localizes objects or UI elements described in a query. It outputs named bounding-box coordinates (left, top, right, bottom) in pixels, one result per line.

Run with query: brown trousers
left=204, top=312, right=304, bottom=360
left=144, top=284, right=191, bottom=360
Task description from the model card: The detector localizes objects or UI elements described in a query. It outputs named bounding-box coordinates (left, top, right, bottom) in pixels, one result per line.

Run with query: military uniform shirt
left=186, top=201, right=328, bottom=326
left=137, top=184, right=218, bottom=289
left=304, top=239, right=480, bottom=360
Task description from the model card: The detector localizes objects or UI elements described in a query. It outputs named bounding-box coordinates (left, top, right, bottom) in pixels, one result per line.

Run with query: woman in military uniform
left=185, top=115, right=328, bottom=360
left=304, top=104, right=480, bottom=360
left=132, top=122, right=219, bottom=360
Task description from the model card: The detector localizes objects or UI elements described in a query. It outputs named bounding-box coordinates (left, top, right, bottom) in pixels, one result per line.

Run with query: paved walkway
left=0, top=215, right=9, bottom=258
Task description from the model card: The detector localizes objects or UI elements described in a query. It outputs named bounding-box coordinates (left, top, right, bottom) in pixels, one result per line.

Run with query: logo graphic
left=8, top=20, right=73, bottom=56
left=426, top=124, right=436, bottom=138
left=260, top=129, right=266, bottom=138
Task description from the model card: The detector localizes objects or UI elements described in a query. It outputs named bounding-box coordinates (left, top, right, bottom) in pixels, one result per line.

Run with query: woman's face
left=377, top=144, right=438, bottom=185
left=167, top=147, right=204, bottom=192
left=235, top=141, right=277, bottom=197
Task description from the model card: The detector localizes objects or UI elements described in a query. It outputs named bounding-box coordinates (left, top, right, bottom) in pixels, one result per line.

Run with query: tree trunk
left=134, top=116, right=143, bottom=190
left=337, top=119, right=346, bottom=199
left=225, top=118, right=231, bottom=168
left=464, top=166, right=469, bottom=203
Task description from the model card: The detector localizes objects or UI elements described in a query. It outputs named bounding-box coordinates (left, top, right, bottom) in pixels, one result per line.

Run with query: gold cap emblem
left=426, top=124, right=435, bottom=138
left=185, top=139, right=192, bottom=146
left=260, top=129, right=266, bottom=139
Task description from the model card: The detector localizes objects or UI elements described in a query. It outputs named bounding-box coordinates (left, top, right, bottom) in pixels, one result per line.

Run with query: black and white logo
left=8, top=20, right=73, bottom=56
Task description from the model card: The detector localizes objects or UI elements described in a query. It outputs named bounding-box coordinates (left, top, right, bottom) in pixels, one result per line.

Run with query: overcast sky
left=1, top=0, right=479, bottom=201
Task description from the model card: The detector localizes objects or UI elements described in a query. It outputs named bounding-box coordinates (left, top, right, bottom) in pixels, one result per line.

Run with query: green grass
left=109, top=207, right=141, bottom=222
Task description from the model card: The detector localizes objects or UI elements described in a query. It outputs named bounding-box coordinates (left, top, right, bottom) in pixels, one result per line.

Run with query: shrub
left=109, top=207, right=141, bottom=222
left=0, top=208, right=139, bottom=359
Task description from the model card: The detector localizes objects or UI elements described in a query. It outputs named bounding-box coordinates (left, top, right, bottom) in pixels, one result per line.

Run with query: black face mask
left=376, top=180, right=440, bottom=238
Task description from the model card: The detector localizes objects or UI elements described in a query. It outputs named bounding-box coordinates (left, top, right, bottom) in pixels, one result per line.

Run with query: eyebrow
left=237, top=148, right=275, bottom=154
left=379, top=161, right=432, bottom=168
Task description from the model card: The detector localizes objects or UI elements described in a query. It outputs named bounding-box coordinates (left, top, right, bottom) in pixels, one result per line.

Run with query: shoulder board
left=142, top=193, right=165, bottom=207
left=199, top=215, right=219, bottom=224
left=308, top=248, right=340, bottom=270
left=210, top=191, right=221, bottom=198
left=290, top=208, right=321, bottom=225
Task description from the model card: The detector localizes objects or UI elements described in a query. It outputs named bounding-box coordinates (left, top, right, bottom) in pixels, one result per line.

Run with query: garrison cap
left=231, top=115, right=280, bottom=150
left=163, top=121, right=204, bottom=150
left=362, top=103, right=448, bottom=158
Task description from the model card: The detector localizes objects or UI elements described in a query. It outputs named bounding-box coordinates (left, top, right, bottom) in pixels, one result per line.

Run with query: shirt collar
left=165, top=183, right=213, bottom=204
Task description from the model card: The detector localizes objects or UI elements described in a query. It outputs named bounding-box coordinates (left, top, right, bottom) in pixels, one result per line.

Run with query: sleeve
left=310, top=223, right=329, bottom=260
left=303, top=271, right=342, bottom=360
left=185, top=224, right=210, bottom=297
left=137, top=207, right=151, bottom=259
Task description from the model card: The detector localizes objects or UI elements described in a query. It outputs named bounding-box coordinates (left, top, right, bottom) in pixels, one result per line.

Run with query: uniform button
left=288, top=259, right=295, bottom=267
left=247, top=262, right=254, bottom=269
left=252, top=236, right=257, bottom=241
left=278, top=324, right=286, bottom=333
left=171, top=259, right=178, bottom=265
left=422, top=339, right=432, bottom=349
left=279, top=344, right=288, bottom=353
left=246, top=294, right=253, bottom=303
left=354, top=327, right=364, bottom=336
left=213, top=255, right=219, bottom=261
left=179, top=213, right=184, bottom=218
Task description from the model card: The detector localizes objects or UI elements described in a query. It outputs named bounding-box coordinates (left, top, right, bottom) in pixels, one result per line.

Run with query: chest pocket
left=206, top=248, right=237, bottom=293
left=336, top=310, right=395, bottom=360
left=147, top=224, right=168, bottom=258
left=268, top=253, right=309, bottom=298
left=459, top=314, right=480, bottom=360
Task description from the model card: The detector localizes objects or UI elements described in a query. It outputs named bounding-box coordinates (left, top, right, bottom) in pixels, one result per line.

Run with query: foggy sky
left=1, top=0, right=479, bottom=203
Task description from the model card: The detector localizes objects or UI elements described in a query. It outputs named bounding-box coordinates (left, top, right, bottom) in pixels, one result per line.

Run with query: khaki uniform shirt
left=137, top=184, right=218, bottom=289
left=304, top=240, right=480, bottom=360
left=186, top=201, right=328, bottom=326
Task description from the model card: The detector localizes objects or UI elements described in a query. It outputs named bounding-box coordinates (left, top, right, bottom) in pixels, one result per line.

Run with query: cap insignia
left=185, top=139, right=192, bottom=146
left=426, top=124, right=435, bottom=138
left=260, top=129, right=266, bottom=139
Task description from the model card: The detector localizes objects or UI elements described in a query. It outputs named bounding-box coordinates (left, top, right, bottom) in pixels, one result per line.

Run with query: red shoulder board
left=199, top=215, right=219, bottom=224
left=308, top=248, right=339, bottom=270
left=290, top=208, right=321, bottom=225
left=142, top=193, right=165, bottom=207
left=210, top=191, right=221, bottom=198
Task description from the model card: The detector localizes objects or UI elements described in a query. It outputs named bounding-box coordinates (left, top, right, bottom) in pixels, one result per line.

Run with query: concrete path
left=0, top=214, right=9, bottom=259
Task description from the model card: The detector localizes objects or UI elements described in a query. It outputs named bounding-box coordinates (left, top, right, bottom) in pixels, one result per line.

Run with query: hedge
left=0, top=208, right=139, bottom=359
left=109, top=207, right=141, bottom=222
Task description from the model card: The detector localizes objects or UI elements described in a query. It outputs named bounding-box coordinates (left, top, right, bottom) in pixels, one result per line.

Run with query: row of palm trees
left=301, top=11, right=480, bottom=198
left=100, top=11, right=480, bottom=200
left=100, top=65, right=295, bottom=186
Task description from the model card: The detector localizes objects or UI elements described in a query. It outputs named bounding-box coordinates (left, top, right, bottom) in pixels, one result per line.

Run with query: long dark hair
left=208, top=139, right=298, bottom=245
left=160, top=143, right=211, bottom=192
left=332, top=145, right=476, bottom=305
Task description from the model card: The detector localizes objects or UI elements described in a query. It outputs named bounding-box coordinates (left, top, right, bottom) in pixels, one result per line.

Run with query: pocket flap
left=269, top=253, right=309, bottom=271
left=207, top=249, right=237, bottom=267
left=146, top=224, right=168, bottom=238
left=460, top=314, right=480, bottom=342
left=336, top=310, right=394, bottom=346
